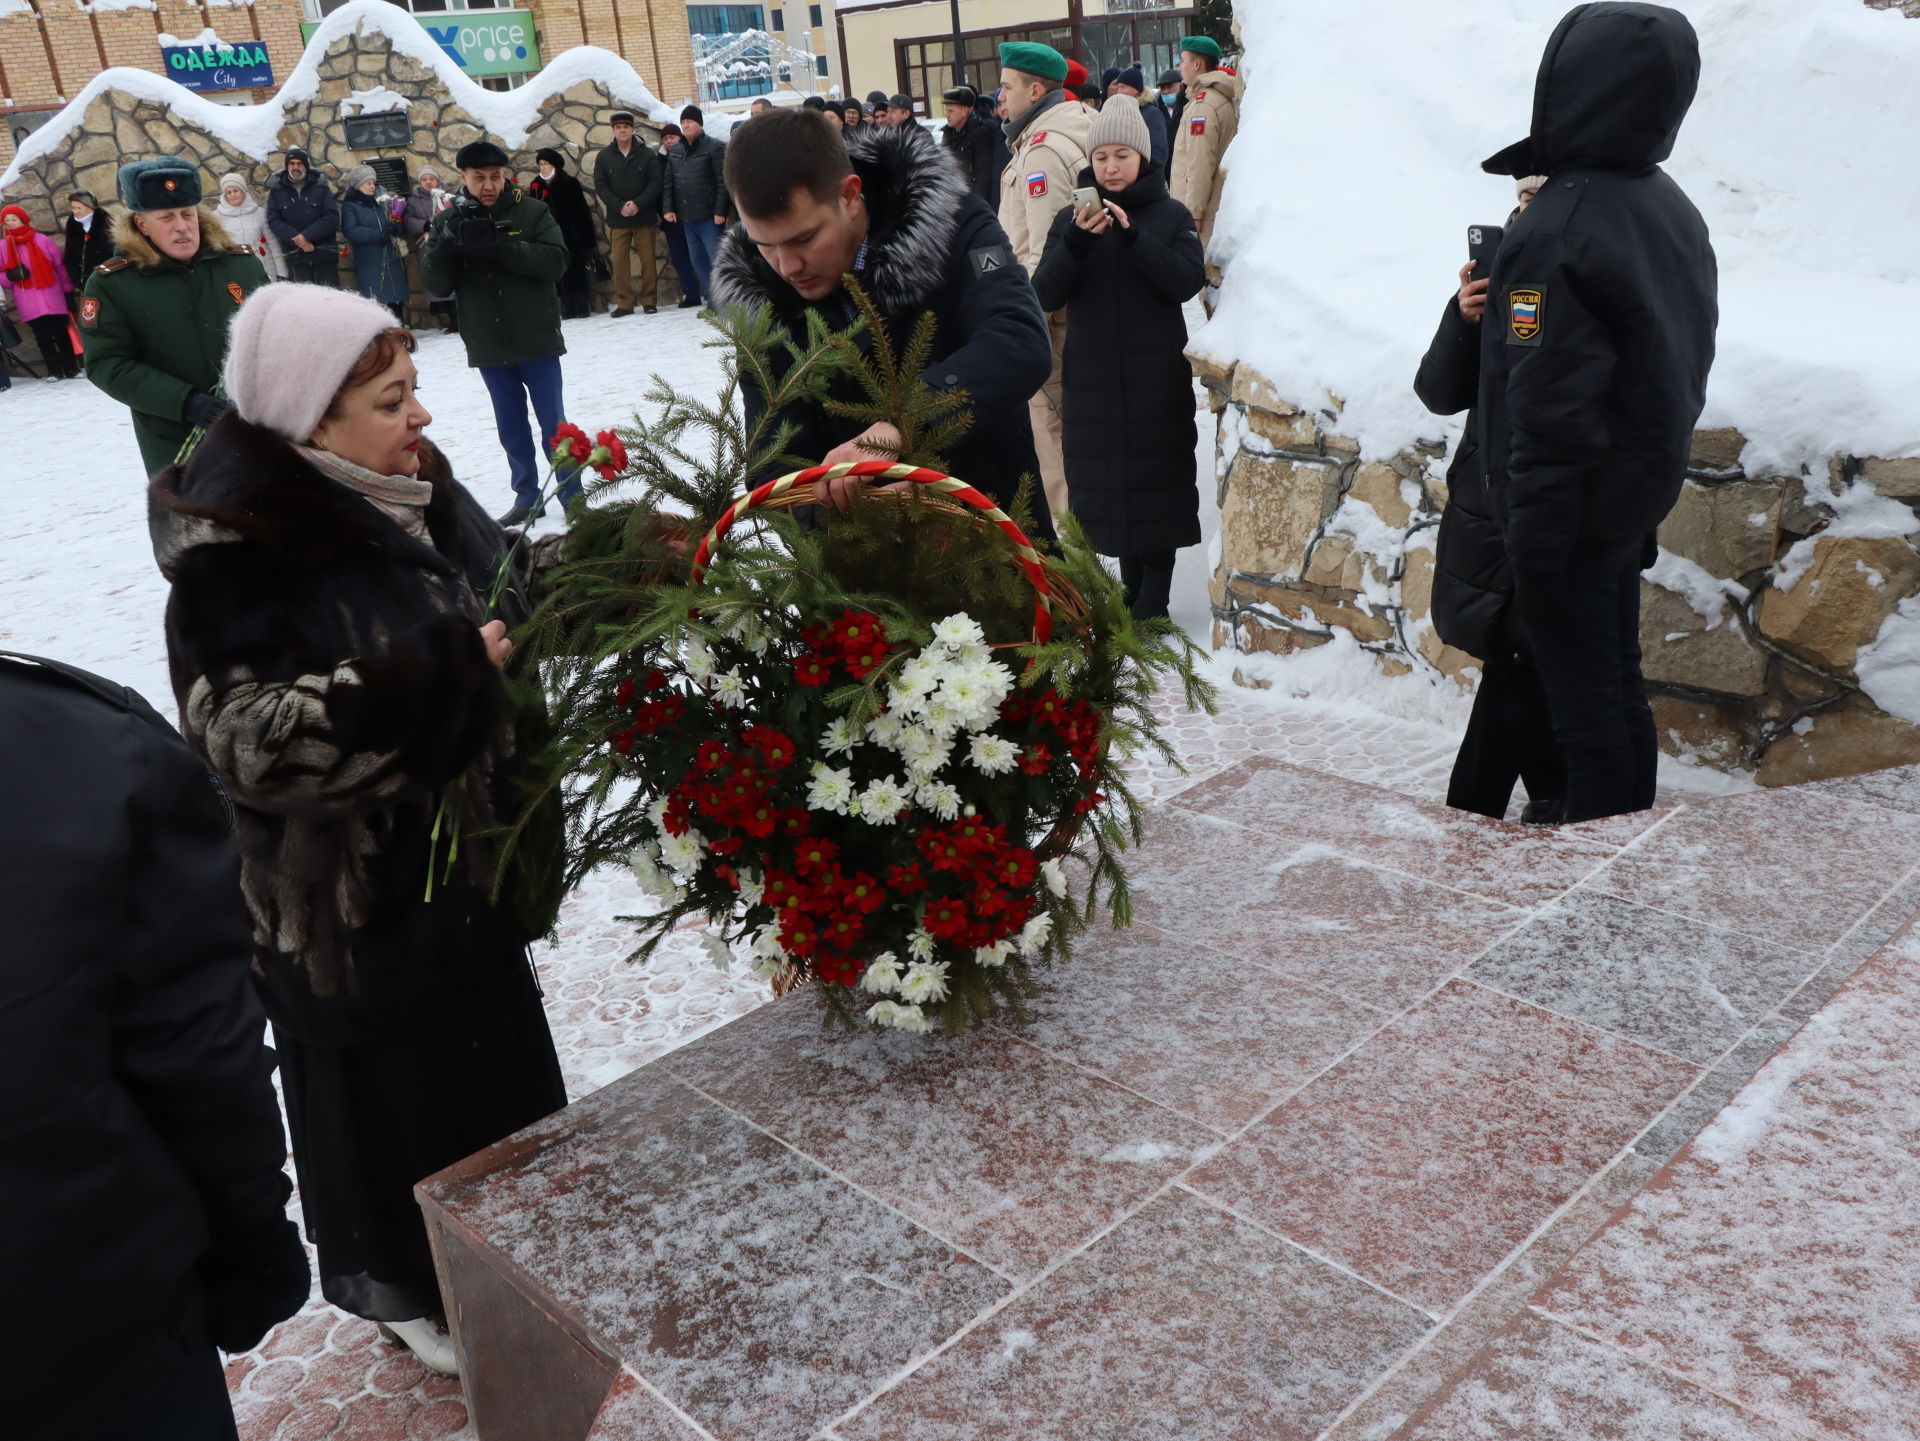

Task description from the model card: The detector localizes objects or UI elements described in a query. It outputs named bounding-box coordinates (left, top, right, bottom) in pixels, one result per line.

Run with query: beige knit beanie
left=1086, top=94, right=1152, bottom=157
left=224, top=286, right=404, bottom=445
left=1517, top=174, right=1550, bottom=197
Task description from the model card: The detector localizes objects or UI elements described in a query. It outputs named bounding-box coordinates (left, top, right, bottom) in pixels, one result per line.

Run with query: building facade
left=687, top=2, right=838, bottom=108
left=835, top=0, right=1202, bottom=114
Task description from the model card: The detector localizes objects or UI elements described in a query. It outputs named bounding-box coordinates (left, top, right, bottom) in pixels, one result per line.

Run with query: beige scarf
left=299, top=445, right=434, bottom=542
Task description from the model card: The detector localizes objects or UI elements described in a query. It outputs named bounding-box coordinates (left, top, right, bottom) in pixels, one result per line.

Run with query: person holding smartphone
left=1031, top=96, right=1206, bottom=621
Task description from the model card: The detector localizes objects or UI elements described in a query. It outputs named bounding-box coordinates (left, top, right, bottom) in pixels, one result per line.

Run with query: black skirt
left=275, top=938, right=566, bottom=1322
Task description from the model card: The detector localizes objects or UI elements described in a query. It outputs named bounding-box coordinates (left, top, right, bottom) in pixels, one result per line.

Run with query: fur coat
left=149, top=414, right=563, bottom=1043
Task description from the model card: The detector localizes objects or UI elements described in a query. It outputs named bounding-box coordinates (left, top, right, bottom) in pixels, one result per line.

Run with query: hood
left=1191, top=70, right=1240, bottom=103
left=108, top=208, right=237, bottom=270
left=1483, top=2, right=1699, bottom=178
left=150, top=412, right=462, bottom=582
left=709, top=121, right=969, bottom=325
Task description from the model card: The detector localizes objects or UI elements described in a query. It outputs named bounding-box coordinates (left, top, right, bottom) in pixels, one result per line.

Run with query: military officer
left=1169, top=35, right=1241, bottom=247
left=80, top=158, right=268, bottom=476
left=996, top=39, right=1094, bottom=526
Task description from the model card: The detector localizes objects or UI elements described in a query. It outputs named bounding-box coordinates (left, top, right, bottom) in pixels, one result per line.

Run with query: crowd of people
left=5, top=5, right=1726, bottom=1435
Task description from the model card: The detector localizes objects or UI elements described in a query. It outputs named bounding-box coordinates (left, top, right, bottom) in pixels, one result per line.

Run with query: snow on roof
left=1193, top=0, right=1920, bottom=476
left=1, top=0, right=682, bottom=190
left=342, top=85, right=413, bottom=116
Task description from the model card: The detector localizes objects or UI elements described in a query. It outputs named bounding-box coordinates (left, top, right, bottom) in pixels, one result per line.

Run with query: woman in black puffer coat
left=1033, top=96, right=1205, bottom=621
left=529, top=148, right=598, bottom=319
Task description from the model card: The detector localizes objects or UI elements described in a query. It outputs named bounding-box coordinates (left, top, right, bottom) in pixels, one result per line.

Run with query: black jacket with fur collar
left=710, top=122, right=1054, bottom=534
left=149, top=415, right=561, bottom=1042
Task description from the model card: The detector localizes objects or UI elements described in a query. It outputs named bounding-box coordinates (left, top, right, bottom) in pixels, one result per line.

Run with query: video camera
left=448, top=192, right=509, bottom=253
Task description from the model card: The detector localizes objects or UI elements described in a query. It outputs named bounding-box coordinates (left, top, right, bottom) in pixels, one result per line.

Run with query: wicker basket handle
left=688, top=460, right=1056, bottom=645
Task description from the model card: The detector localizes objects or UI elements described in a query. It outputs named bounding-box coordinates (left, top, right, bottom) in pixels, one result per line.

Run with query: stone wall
left=1, top=19, right=684, bottom=324
left=1197, top=348, right=1920, bottom=786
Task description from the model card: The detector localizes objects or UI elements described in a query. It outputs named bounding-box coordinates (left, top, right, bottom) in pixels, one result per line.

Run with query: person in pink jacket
left=1, top=205, right=78, bottom=380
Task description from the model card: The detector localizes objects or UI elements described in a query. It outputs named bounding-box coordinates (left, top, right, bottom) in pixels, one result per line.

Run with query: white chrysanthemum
left=712, top=667, right=748, bottom=708
left=751, top=923, right=784, bottom=959
left=857, top=774, right=909, bottom=824
left=805, top=761, right=855, bottom=815
left=868, top=999, right=934, bottom=1033
left=821, top=716, right=860, bottom=757
left=859, top=953, right=903, bottom=994
left=736, top=868, right=765, bottom=909
left=701, top=932, right=734, bottom=971
left=919, top=697, right=963, bottom=739
left=729, top=613, right=770, bottom=655
left=646, top=793, right=672, bottom=833
left=867, top=711, right=908, bottom=749
left=628, top=846, right=675, bottom=900
left=931, top=613, right=986, bottom=649
left=889, top=654, right=941, bottom=710
left=915, top=779, right=962, bottom=821
left=898, top=960, right=951, bottom=1004
left=683, top=637, right=714, bottom=681
left=1041, top=858, right=1067, bottom=898
left=938, top=666, right=1001, bottom=726
left=907, top=926, right=936, bottom=961
left=974, top=940, right=1014, bottom=969
left=658, top=828, right=705, bottom=879
left=1019, top=912, right=1054, bottom=958
left=968, top=733, right=1020, bottom=776
left=899, top=726, right=952, bottom=776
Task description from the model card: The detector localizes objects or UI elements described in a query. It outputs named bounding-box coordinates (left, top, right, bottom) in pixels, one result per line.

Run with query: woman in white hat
left=215, top=172, right=286, bottom=281
left=147, top=285, right=568, bottom=1377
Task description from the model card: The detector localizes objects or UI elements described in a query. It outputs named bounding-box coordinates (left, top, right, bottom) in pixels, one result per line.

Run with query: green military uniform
left=419, top=184, right=568, bottom=370
left=80, top=158, right=268, bottom=476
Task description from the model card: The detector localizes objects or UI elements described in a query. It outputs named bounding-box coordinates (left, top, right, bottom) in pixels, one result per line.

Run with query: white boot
left=379, top=1315, right=461, bottom=1377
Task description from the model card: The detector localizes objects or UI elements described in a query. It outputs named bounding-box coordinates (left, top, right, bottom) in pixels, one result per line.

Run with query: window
left=770, top=7, right=783, bottom=32
left=894, top=12, right=1199, bottom=112
left=809, top=4, right=822, bottom=26
left=816, top=54, right=828, bottom=77
left=687, top=4, right=766, bottom=36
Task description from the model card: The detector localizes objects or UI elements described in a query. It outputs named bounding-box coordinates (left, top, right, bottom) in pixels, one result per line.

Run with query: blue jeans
left=665, top=222, right=698, bottom=303
left=682, top=219, right=722, bottom=305
left=480, top=355, right=580, bottom=508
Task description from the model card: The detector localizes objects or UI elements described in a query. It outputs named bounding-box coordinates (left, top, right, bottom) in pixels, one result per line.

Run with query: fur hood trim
left=150, top=411, right=467, bottom=581
left=710, top=122, right=970, bottom=325
left=110, top=208, right=238, bottom=270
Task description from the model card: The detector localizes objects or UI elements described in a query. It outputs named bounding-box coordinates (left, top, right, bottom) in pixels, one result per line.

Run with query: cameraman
left=420, top=139, right=578, bottom=528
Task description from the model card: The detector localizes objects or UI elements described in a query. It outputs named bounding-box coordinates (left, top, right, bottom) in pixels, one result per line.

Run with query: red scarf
left=1, top=206, right=57, bottom=290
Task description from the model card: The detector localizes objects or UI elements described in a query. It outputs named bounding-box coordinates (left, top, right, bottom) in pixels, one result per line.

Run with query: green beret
left=118, top=158, right=203, bottom=212
left=998, top=40, right=1068, bottom=83
left=1179, top=35, right=1225, bottom=65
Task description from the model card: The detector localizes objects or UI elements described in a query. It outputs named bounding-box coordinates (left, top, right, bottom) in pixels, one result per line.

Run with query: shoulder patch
left=1026, top=172, right=1048, bottom=199
left=969, top=244, right=1014, bottom=277
left=229, top=244, right=253, bottom=256
left=1031, top=131, right=1048, bottom=145
left=1190, top=117, right=1207, bottom=136
left=79, top=295, right=101, bottom=326
left=1507, top=285, right=1545, bottom=347
left=95, top=257, right=130, bottom=273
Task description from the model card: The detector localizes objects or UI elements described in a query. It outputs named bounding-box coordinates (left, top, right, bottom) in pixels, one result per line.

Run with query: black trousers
left=1119, top=550, right=1177, bottom=621
left=1509, top=538, right=1658, bottom=823
left=27, top=312, right=78, bottom=378
left=92, top=1344, right=237, bottom=1441
left=284, top=252, right=339, bottom=288
left=1447, top=642, right=1566, bottom=819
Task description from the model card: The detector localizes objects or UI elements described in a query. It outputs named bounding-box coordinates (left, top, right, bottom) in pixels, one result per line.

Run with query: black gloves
left=184, top=391, right=230, bottom=429
left=454, top=214, right=503, bottom=256
left=202, top=1209, right=312, bottom=1354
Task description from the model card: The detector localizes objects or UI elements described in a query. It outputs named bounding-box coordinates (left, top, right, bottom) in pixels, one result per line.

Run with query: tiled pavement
left=227, top=680, right=1920, bottom=1439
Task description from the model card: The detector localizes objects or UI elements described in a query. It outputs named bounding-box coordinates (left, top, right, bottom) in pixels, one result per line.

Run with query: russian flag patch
left=1027, top=172, right=1048, bottom=198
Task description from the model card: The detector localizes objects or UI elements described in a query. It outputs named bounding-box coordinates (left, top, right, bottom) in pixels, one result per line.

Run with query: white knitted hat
left=1086, top=94, right=1152, bottom=158
left=223, top=286, right=402, bottom=445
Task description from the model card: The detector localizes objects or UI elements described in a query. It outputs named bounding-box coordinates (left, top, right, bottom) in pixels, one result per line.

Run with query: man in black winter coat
left=0, top=654, right=308, bottom=1441
left=1475, top=1, right=1717, bottom=824
left=663, top=105, right=732, bottom=308
left=265, top=147, right=340, bottom=287
left=940, top=84, right=1012, bottom=209
left=710, top=108, right=1053, bottom=536
left=593, top=112, right=665, bottom=315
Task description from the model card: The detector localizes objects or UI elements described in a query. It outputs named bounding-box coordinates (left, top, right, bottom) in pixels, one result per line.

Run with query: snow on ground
left=1196, top=0, right=1920, bottom=478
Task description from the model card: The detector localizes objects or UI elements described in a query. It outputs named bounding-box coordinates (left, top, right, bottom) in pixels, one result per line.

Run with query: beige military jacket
left=1170, top=69, right=1241, bottom=239
left=997, top=94, right=1096, bottom=276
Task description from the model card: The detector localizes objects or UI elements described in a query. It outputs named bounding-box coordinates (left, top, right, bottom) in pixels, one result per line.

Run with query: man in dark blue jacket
left=709, top=107, right=1053, bottom=536
left=265, top=147, right=340, bottom=287
left=1476, top=1, right=1717, bottom=823
left=0, top=654, right=308, bottom=1441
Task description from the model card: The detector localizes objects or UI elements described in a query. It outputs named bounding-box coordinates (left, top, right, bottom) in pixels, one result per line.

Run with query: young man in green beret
left=995, top=38, right=1094, bottom=527
left=80, top=158, right=268, bottom=477
left=1169, top=35, right=1240, bottom=246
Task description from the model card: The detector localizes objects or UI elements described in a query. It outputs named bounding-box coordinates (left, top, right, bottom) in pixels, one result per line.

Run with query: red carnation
left=550, top=422, right=593, bottom=468
left=592, top=428, right=629, bottom=480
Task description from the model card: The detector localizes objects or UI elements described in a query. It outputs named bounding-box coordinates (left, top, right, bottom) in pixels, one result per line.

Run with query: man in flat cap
left=79, top=158, right=268, bottom=476
left=941, top=83, right=1010, bottom=208
left=1169, top=35, right=1240, bottom=245
left=995, top=38, right=1094, bottom=525
left=421, top=138, right=576, bottom=527
left=593, top=111, right=665, bottom=317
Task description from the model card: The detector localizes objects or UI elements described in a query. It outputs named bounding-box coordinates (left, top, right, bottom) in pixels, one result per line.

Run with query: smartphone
left=1467, top=224, right=1503, bottom=284
left=1071, top=186, right=1100, bottom=215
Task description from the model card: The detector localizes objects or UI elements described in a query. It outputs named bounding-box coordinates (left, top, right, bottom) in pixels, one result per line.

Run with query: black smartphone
left=1466, top=224, right=1503, bottom=285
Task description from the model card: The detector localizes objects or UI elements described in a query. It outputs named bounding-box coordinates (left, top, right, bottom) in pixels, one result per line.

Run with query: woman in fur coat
left=149, top=285, right=568, bottom=1378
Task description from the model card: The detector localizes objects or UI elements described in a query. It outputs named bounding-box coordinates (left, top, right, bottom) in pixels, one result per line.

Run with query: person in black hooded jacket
left=1033, top=96, right=1204, bottom=620
left=1475, top=0, right=1717, bottom=824
left=710, top=108, right=1054, bottom=535
left=1420, top=178, right=1566, bottom=820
